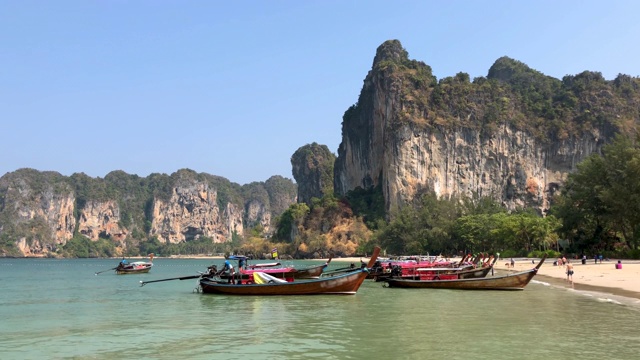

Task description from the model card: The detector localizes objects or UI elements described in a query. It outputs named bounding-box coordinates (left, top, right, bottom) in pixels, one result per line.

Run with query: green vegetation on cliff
left=291, top=142, right=335, bottom=205
left=344, top=40, right=640, bottom=143
left=0, top=168, right=296, bottom=258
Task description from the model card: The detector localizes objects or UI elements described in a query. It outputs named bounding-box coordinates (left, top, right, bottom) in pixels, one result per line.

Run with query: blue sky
left=2, top=1, right=639, bottom=185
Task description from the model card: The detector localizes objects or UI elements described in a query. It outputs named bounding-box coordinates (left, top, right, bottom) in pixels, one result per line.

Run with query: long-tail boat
left=114, top=254, right=154, bottom=274
left=377, top=257, right=497, bottom=282
left=383, top=255, right=546, bottom=290
left=197, top=247, right=380, bottom=296
left=373, top=255, right=496, bottom=282
left=367, top=258, right=460, bottom=280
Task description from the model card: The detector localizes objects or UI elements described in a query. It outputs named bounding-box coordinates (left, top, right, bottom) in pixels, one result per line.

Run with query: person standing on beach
left=566, top=260, right=574, bottom=283
left=510, top=258, right=515, bottom=268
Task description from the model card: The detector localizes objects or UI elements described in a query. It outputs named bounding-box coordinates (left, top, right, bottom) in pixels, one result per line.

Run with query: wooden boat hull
left=200, top=249, right=379, bottom=296
left=116, top=263, right=153, bottom=274
left=201, top=268, right=368, bottom=295
left=116, top=268, right=151, bottom=274
left=385, top=256, right=545, bottom=290
left=116, top=266, right=151, bottom=275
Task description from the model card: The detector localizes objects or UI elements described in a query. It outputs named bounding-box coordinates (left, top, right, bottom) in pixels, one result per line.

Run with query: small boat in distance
left=115, top=254, right=154, bottom=274
left=95, top=254, right=155, bottom=275
left=197, top=247, right=380, bottom=296
left=384, top=255, right=546, bottom=290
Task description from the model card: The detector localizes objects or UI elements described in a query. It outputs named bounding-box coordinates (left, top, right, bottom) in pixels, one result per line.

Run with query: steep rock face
left=224, top=202, right=244, bottom=239
left=77, top=200, right=126, bottom=242
left=381, top=123, right=605, bottom=212
left=1, top=169, right=294, bottom=257
left=149, top=181, right=243, bottom=243
left=245, top=199, right=271, bottom=231
left=335, top=40, right=618, bottom=213
left=263, top=175, right=298, bottom=216
left=291, top=143, right=335, bottom=205
left=0, top=170, right=76, bottom=256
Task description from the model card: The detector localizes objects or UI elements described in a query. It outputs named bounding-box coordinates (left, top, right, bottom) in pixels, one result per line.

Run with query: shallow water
left=1, top=259, right=639, bottom=359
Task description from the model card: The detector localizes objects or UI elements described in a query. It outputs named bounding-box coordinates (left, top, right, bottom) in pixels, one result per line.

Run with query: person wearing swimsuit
left=566, top=260, right=574, bottom=283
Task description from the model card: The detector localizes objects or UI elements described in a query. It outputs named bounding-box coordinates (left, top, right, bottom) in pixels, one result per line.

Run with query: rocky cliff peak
left=487, top=56, right=557, bottom=88
left=335, top=40, right=640, bottom=215
left=487, top=56, right=527, bottom=82
left=291, top=143, right=335, bottom=205
left=372, top=39, right=409, bottom=67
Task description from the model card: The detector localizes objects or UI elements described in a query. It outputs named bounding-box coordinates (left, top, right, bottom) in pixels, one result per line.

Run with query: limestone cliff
left=0, top=169, right=75, bottom=256
left=77, top=200, right=127, bottom=242
left=149, top=180, right=240, bottom=243
left=291, top=143, right=335, bottom=205
left=0, top=168, right=297, bottom=257
left=244, top=199, right=271, bottom=231
left=335, top=40, right=635, bottom=213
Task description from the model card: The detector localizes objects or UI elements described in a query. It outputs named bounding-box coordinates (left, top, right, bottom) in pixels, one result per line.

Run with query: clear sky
left=2, top=1, right=639, bottom=185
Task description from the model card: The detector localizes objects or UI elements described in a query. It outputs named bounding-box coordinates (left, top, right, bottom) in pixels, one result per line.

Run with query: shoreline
left=6, top=254, right=640, bottom=302
left=498, top=258, right=640, bottom=301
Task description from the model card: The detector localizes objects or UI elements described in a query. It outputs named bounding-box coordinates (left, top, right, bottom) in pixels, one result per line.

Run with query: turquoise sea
left=1, top=258, right=639, bottom=360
